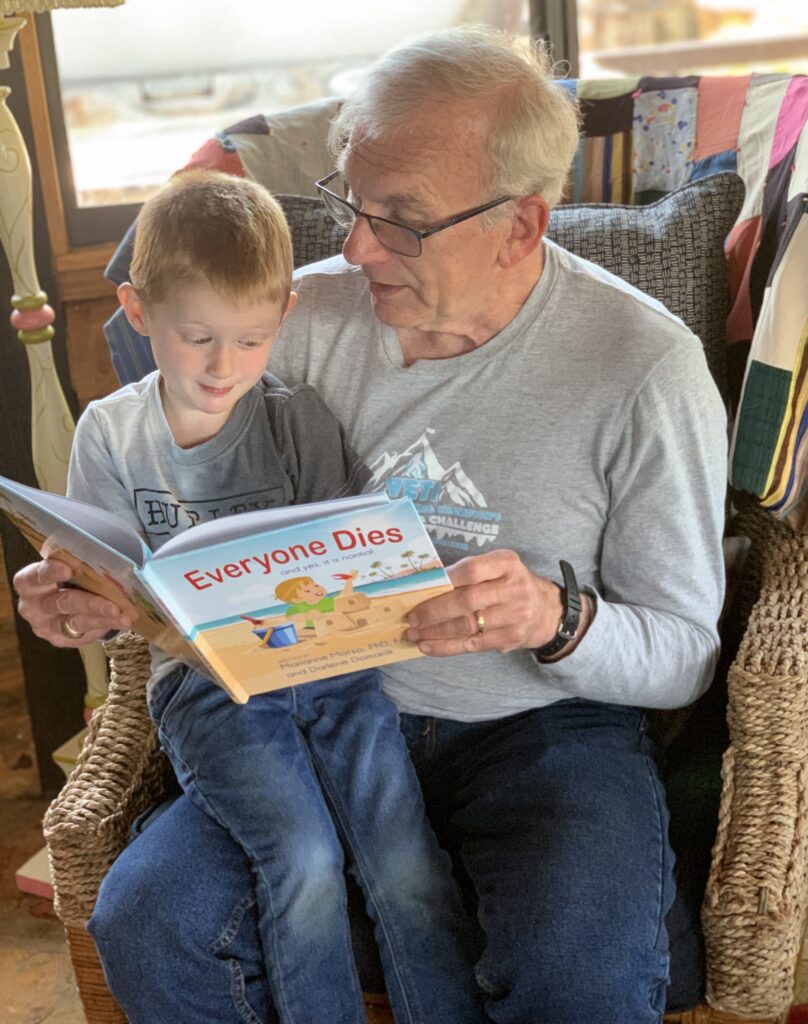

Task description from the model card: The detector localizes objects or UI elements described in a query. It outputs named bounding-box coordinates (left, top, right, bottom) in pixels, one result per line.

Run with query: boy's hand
left=13, top=558, right=131, bottom=647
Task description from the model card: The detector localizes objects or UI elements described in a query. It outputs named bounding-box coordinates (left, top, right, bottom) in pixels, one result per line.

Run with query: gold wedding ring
left=60, top=615, right=85, bottom=640
left=475, top=610, right=486, bottom=635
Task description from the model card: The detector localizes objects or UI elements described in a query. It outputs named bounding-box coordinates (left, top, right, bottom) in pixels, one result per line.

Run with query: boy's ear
left=283, top=291, right=298, bottom=320
left=117, top=282, right=150, bottom=336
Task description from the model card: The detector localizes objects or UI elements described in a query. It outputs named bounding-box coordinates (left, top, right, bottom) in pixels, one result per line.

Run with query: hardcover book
left=0, top=476, right=451, bottom=702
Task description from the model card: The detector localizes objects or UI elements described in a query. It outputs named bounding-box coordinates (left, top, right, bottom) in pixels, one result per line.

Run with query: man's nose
left=342, top=214, right=388, bottom=266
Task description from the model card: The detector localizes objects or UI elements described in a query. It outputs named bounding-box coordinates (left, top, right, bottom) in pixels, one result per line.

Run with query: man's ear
left=117, top=282, right=150, bottom=336
left=497, top=194, right=550, bottom=269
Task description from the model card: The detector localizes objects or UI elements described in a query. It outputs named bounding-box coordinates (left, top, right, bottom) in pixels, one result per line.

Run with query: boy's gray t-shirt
left=269, top=241, right=728, bottom=719
left=67, top=371, right=368, bottom=683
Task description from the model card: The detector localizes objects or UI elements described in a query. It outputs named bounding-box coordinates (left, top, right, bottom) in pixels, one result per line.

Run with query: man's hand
left=405, top=549, right=590, bottom=658
left=13, top=558, right=131, bottom=648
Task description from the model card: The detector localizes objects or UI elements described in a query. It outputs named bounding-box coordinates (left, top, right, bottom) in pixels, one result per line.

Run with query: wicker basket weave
left=702, top=505, right=808, bottom=1022
left=44, top=632, right=170, bottom=929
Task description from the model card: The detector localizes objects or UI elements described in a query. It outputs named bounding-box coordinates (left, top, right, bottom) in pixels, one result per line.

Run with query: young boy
left=67, top=171, right=484, bottom=1024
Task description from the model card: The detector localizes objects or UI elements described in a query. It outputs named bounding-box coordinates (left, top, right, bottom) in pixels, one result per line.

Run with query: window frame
left=532, top=0, right=580, bottom=75
left=36, top=13, right=141, bottom=248
left=33, top=3, right=558, bottom=249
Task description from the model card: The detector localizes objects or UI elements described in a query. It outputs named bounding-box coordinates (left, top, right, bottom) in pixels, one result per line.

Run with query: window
left=41, top=0, right=535, bottom=245
left=572, top=0, right=808, bottom=79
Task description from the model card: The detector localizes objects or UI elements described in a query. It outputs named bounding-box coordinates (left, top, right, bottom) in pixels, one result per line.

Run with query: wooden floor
left=0, top=797, right=84, bottom=1024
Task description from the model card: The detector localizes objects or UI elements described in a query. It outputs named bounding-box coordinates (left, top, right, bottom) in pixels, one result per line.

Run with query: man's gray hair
left=329, top=25, right=581, bottom=209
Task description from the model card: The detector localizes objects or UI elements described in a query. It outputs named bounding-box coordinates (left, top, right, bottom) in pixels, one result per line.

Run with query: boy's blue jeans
left=90, top=697, right=674, bottom=1024
left=144, top=667, right=484, bottom=1024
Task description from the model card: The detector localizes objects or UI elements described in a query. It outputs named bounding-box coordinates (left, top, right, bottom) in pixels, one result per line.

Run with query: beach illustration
left=192, top=566, right=450, bottom=702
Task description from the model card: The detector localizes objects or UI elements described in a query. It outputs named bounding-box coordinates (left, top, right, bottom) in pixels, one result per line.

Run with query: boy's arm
left=68, top=406, right=141, bottom=529
left=265, top=383, right=372, bottom=504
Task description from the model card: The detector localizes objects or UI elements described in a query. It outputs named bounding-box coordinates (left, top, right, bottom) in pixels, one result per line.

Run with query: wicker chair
left=42, top=496, right=808, bottom=1024
left=40, top=94, right=808, bottom=1024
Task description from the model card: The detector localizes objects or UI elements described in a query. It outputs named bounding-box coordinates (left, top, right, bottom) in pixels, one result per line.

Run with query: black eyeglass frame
left=315, top=171, right=514, bottom=257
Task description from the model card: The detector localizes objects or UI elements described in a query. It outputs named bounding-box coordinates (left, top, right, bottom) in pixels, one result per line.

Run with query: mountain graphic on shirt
left=368, top=430, right=497, bottom=549
left=368, top=430, right=443, bottom=488
left=439, top=462, right=482, bottom=508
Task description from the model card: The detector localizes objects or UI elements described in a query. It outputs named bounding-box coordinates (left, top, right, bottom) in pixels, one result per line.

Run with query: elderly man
left=15, top=25, right=726, bottom=1024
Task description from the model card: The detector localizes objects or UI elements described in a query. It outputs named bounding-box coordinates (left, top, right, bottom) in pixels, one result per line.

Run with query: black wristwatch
left=533, top=560, right=582, bottom=661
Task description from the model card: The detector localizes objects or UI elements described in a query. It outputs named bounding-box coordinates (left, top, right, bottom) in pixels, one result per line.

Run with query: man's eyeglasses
left=315, top=171, right=513, bottom=258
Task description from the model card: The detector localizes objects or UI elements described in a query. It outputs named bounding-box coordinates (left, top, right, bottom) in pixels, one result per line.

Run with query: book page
left=154, top=491, right=391, bottom=559
left=0, top=475, right=149, bottom=566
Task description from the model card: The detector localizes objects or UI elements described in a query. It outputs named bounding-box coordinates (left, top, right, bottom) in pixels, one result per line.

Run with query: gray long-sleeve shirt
left=269, top=241, right=728, bottom=719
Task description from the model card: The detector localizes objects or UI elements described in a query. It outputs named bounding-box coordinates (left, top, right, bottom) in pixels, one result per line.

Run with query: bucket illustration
left=252, top=623, right=299, bottom=648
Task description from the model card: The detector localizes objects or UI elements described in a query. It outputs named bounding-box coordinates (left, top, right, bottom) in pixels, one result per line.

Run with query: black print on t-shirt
left=133, top=486, right=286, bottom=538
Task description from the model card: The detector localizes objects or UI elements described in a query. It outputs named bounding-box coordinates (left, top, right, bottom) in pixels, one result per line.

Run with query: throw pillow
left=547, top=171, right=745, bottom=400
left=276, top=194, right=346, bottom=268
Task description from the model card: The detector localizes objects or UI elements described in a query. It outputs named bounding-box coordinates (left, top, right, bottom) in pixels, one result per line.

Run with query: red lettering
left=184, top=570, right=211, bottom=591
left=223, top=563, right=242, bottom=579
left=333, top=529, right=356, bottom=550
left=386, top=527, right=403, bottom=543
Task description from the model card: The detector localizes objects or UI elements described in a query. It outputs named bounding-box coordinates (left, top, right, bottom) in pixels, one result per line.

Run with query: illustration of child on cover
left=274, top=569, right=358, bottom=633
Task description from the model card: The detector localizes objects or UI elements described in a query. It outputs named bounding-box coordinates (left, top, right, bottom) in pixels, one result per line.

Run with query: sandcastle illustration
left=290, top=590, right=405, bottom=641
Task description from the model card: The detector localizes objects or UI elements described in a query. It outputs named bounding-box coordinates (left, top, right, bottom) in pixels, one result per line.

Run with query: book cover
left=140, top=498, right=451, bottom=702
left=0, top=475, right=451, bottom=703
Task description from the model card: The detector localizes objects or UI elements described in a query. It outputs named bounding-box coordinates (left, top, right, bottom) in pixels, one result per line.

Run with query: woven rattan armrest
left=43, top=632, right=170, bottom=928
left=703, top=504, right=808, bottom=1020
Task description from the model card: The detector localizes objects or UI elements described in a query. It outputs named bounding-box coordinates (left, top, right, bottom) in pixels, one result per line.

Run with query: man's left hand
left=406, top=549, right=581, bottom=657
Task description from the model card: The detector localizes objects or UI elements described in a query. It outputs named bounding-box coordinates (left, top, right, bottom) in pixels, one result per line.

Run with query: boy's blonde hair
left=130, top=170, right=293, bottom=308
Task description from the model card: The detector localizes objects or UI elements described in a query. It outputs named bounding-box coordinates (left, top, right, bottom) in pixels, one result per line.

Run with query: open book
left=0, top=476, right=452, bottom=702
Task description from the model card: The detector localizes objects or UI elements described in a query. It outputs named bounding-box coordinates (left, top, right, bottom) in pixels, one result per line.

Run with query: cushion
left=276, top=194, right=347, bottom=268
left=547, top=171, right=745, bottom=400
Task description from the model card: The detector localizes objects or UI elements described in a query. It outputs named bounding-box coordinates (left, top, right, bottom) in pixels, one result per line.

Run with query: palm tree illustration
left=370, top=559, right=393, bottom=578
left=401, top=549, right=419, bottom=570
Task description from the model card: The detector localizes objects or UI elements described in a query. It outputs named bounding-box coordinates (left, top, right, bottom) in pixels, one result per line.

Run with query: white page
left=154, top=490, right=391, bottom=560
left=0, top=475, right=149, bottom=566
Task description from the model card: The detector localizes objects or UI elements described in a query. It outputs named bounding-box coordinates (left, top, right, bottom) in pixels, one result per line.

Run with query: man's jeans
left=144, top=667, right=484, bottom=1024
left=90, top=698, right=674, bottom=1024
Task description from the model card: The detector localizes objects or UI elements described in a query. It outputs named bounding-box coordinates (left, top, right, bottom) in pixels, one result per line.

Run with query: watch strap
left=533, top=560, right=582, bottom=661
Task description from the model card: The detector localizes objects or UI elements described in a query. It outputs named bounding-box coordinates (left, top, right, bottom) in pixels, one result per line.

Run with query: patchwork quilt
left=561, top=75, right=808, bottom=530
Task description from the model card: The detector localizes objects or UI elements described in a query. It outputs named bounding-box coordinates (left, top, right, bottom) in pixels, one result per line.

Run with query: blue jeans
left=90, top=698, right=674, bottom=1024
left=144, top=667, right=484, bottom=1024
